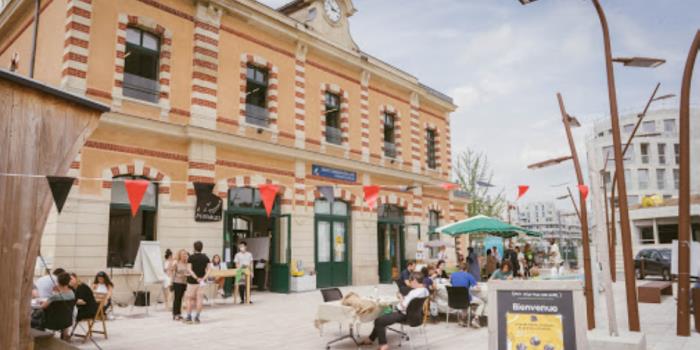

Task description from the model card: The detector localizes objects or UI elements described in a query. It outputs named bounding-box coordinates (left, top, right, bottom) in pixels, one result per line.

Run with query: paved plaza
left=69, top=280, right=700, bottom=350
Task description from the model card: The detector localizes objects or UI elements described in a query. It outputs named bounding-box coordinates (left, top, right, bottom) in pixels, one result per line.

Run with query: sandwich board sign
left=488, top=280, right=588, bottom=350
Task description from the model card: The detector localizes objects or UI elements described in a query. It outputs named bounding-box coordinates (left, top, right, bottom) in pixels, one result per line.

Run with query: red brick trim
left=215, top=159, right=294, bottom=178
left=85, top=140, right=188, bottom=162
left=86, top=88, right=112, bottom=100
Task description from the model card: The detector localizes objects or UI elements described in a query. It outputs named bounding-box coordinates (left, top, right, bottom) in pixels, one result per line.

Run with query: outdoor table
left=316, top=296, right=392, bottom=349
left=209, top=268, right=251, bottom=304
left=31, top=298, right=46, bottom=310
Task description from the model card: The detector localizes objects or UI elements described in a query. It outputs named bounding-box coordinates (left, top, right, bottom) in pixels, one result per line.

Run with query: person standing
left=485, top=249, right=498, bottom=278
left=170, top=249, right=189, bottom=321
left=233, top=242, right=254, bottom=304
left=549, top=239, right=562, bottom=273
left=503, top=240, right=520, bottom=277
left=467, top=247, right=481, bottom=282
left=524, top=243, right=534, bottom=277
left=185, top=241, right=211, bottom=324
left=162, top=249, right=173, bottom=310
left=516, top=246, right=526, bottom=278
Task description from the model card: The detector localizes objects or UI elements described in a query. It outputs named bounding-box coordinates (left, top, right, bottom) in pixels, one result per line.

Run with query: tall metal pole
left=591, top=0, right=640, bottom=331
left=600, top=161, right=616, bottom=282
left=606, top=83, right=660, bottom=283
left=29, top=0, right=40, bottom=78
left=676, top=29, right=699, bottom=337
left=558, top=93, right=595, bottom=329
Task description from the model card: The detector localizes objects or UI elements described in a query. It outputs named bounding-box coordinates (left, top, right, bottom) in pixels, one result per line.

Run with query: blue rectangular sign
left=312, top=164, right=357, bottom=183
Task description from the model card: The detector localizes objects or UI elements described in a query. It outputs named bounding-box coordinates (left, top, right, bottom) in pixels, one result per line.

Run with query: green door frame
left=377, top=213, right=405, bottom=284
left=314, top=212, right=351, bottom=288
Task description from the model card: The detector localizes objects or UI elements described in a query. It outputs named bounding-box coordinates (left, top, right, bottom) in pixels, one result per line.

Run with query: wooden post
left=0, top=70, right=106, bottom=349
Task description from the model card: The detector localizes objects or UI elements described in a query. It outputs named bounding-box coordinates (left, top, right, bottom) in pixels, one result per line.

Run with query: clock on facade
left=323, top=0, right=342, bottom=23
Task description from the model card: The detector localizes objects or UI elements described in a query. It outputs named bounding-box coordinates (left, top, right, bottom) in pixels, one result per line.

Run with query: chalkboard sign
left=194, top=182, right=223, bottom=222
left=488, top=280, right=588, bottom=350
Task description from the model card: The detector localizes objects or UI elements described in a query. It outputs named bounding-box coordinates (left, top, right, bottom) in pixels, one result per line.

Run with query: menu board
left=497, top=290, right=576, bottom=350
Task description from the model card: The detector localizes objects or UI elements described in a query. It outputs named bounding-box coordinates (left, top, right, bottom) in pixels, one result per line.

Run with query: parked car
left=634, top=248, right=672, bottom=281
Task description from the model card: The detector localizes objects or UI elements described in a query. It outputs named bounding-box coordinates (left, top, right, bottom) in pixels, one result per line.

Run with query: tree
left=453, top=149, right=507, bottom=217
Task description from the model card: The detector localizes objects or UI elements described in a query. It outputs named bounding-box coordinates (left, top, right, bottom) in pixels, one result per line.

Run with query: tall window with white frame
left=640, top=143, right=650, bottom=164
left=426, top=129, right=437, bottom=169
left=428, top=210, right=440, bottom=258
left=657, top=143, right=666, bottom=164
left=673, top=169, right=680, bottom=190
left=638, top=169, right=649, bottom=190
left=108, top=176, right=158, bottom=267
left=383, top=112, right=397, bottom=158
left=656, top=169, right=666, bottom=190
left=674, top=143, right=680, bottom=165
left=324, top=92, right=341, bottom=144
left=245, top=64, right=269, bottom=126
left=124, top=27, right=160, bottom=103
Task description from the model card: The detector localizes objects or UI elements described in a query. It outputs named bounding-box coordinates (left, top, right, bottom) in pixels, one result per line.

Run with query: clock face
left=323, top=0, right=342, bottom=23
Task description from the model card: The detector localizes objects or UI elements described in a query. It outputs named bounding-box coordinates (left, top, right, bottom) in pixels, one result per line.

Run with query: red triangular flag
left=363, top=185, right=381, bottom=210
left=124, top=179, right=150, bottom=217
left=578, top=184, right=589, bottom=200
left=440, top=183, right=459, bottom=191
left=258, top=184, right=279, bottom=218
left=517, top=185, right=529, bottom=200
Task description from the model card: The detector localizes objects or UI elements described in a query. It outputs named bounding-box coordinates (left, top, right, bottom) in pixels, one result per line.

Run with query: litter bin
left=693, top=287, right=700, bottom=333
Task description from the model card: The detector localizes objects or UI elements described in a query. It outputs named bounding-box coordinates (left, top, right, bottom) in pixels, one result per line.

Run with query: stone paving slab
left=71, top=281, right=700, bottom=350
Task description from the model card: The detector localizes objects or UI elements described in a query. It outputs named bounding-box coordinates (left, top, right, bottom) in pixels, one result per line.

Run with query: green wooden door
left=270, top=214, right=291, bottom=293
left=315, top=219, right=349, bottom=288
left=377, top=205, right=405, bottom=283
left=315, top=200, right=350, bottom=288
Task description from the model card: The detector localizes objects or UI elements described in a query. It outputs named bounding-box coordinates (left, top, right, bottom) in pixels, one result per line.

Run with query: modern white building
left=586, top=108, right=700, bottom=275
left=513, top=201, right=582, bottom=241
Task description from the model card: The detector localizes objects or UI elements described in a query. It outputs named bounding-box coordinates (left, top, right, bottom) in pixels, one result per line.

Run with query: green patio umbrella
left=436, top=215, right=543, bottom=238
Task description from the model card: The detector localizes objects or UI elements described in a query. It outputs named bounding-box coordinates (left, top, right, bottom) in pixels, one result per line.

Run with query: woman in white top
left=92, top=271, right=114, bottom=314
left=162, top=249, right=174, bottom=309
left=360, top=271, right=429, bottom=350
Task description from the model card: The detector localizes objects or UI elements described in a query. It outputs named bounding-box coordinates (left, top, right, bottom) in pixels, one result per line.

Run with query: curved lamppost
left=676, top=29, right=699, bottom=337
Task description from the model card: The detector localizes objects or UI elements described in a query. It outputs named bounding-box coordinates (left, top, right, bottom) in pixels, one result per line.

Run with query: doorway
left=223, top=187, right=291, bottom=293
left=315, top=199, right=350, bottom=288
left=377, top=204, right=405, bottom=283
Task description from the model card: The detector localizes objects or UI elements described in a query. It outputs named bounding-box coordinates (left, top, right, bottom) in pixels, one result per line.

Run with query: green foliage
left=453, top=149, right=507, bottom=217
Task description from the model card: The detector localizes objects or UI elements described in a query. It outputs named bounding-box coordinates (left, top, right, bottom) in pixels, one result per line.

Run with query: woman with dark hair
left=490, top=260, right=514, bottom=280
left=436, top=260, right=449, bottom=279
left=69, top=273, right=97, bottom=322
left=92, top=271, right=114, bottom=315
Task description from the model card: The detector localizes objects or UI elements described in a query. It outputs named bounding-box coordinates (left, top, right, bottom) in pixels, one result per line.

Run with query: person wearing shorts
left=185, top=240, right=210, bottom=324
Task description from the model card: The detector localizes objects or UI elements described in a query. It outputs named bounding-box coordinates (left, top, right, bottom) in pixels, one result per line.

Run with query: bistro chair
left=388, top=297, right=430, bottom=350
left=320, top=288, right=343, bottom=302
left=445, top=286, right=470, bottom=325
left=72, top=297, right=108, bottom=343
left=42, top=299, right=76, bottom=340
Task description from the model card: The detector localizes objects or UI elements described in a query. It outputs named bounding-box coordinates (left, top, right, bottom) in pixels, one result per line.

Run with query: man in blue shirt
left=450, top=262, right=483, bottom=328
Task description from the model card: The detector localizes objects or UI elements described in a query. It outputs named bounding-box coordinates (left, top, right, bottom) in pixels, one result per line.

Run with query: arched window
left=108, top=175, right=158, bottom=267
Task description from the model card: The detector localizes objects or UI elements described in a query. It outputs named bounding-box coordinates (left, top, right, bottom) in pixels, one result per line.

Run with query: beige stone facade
left=0, top=0, right=467, bottom=294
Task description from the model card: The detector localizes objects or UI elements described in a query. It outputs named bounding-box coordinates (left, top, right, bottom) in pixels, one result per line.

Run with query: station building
left=0, top=0, right=468, bottom=295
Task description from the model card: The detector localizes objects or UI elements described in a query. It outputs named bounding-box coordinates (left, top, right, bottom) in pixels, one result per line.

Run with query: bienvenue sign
left=311, top=164, right=357, bottom=182
left=488, top=280, right=588, bottom=350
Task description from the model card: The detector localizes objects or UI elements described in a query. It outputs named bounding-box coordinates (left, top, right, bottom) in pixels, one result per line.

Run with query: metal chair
left=389, top=297, right=430, bottom=349
left=445, top=286, right=470, bottom=325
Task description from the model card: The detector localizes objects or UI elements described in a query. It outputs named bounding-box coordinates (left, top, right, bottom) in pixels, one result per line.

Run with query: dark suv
left=634, top=248, right=672, bottom=281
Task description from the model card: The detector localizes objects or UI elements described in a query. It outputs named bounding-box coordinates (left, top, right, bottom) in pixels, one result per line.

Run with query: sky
left=260, top=0, right=700, bottom=211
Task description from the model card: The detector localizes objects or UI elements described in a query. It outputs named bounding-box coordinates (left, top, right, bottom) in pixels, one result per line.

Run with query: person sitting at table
left=360, top=271, right=429, bottom=350
left=69, top=273, right=97, bottom=322
left=449, top=262, right=482, bottom=327
left=34, top=272, right=75, bottom=339
left=34, top=267, right=66, bottom=299
left=92, top=271, right=114, bottom=317
left=210, top=254, right=225, bottom=295
left=436, top=260, right=449, bottom=279
left=490, top=260, right=514, bottom=281
left=396, top=260, right=416, bottom=296
left=421, top=264, right=437, bottom=291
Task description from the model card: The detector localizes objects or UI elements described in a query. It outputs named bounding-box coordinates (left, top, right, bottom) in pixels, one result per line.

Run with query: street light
left=612, top=57, right=666, bottom=68
left=526, top=93, right=595, bottom=330
left=518, top=0, right=667, bottom=332
left=675, top=29, right=699, bottom=337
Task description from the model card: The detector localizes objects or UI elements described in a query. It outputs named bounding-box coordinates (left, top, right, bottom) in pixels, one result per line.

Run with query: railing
left=245, top=104, right=269, bottom=127
left=123, top=73, right=159, bottom=103
left=325, top=126, right=342, bottom=145
left=384, top=142, right=396, bottom=158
